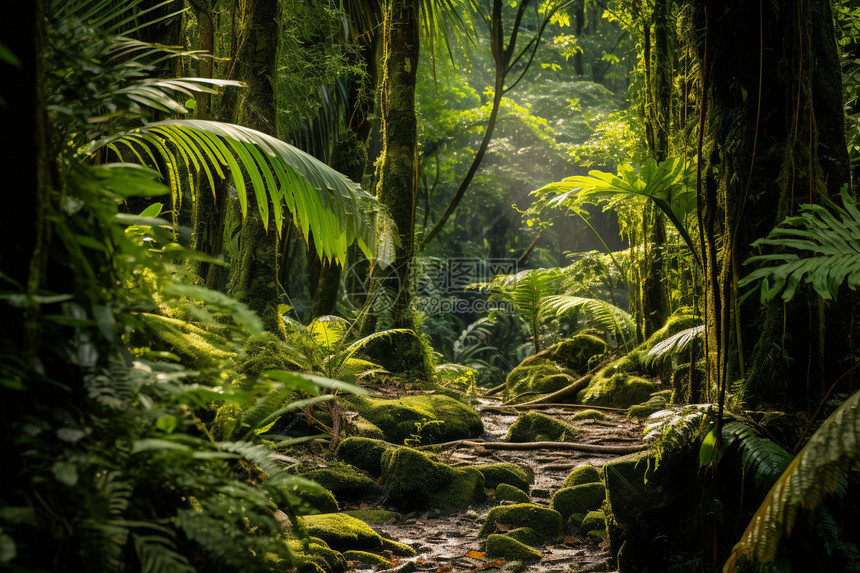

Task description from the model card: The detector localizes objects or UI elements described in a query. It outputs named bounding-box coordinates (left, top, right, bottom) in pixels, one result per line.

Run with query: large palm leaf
left=96, top=119, right=391, bottom=264
left=536, top=157, right=700, bottom=266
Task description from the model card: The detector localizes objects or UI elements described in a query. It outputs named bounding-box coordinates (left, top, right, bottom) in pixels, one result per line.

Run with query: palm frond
left=645, top=324, right=704, bottom=364
left=97, top=120, right=392, bottom=263
left=739, top=188, right=860, bottom=302
left=724, top=387, right=860, bottom=570
left=722, top=421, right=794, bottom=491
left=542, top=294, right=636, bottom=348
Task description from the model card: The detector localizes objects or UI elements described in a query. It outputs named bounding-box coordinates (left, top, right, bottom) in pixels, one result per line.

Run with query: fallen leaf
left=599, top=537, right=611, bottom=549
left=416, top=558, right=426, bottom=564
left=346, top=562, right=356, bottom=568
left=386, top=517, right=397, bottom=524
left=435, top=566, right=453, bottom=573
left=563, top=535, right=582, bottom=545
left=360, top=502, right=371, bottom=509
left=494, top=522, right=514, bottom=532
left=465, top=550, right=485, bottom=560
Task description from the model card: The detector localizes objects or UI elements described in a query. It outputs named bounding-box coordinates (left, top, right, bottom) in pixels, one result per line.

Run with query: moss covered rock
left=587, top=529, right=608, bottom=542
left=563, top=464, right=602, bottom=488
left=380, top=537, right=416, bottom=557
left=507, top=412, right=578, bottom=442
left=580, top=510, right=606, bottom=534
left=572, top=409, right=606, bottom=421
left=381, top=447, right=484, bottom=510
left=478, top=503, right=564, bottom=542
left=502, top=335, right=607, bottom=404
left=280, top=539, right=347, bottom=573
left=347, top=394, right=483, bottom=444
left=341, top=509, right=399, bottom=524
left=342, top=551, right=392, bottom=566
left=627, top=394, right=668, bottom=419
left=301, top=514, right=384, bottom=551
left=496, top=483, right=530, bottom=503
left=550, top=483, right=605, bottom=522
left=485, top=534, right=542, bottom=561
left=505, top=527, right=546, bottom=547
left=578, top=372, right=656, bottom=408
left=349, top=415, right=385, bottom=440
left=334, top=437, right=393, bottom=476
left=474, top=463, right=534, bottom=491
left=293, top=486, right=339, bottom=514
left=303, top=466, right=383, bottom=502
left=568, top=512, right=588, bottom=528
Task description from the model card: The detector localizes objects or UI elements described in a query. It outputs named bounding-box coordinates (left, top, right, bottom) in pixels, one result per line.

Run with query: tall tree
left=227, top=0, right=283, bottom=331
left=689, top=0, right=854, bottom=408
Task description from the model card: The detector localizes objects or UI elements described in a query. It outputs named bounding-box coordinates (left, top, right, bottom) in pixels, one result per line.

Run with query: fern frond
left=739, top=189, right=860, bottom=302
left=542, top=294, right=636, bottom=347
left=722, top=421, right=793, bottom=491
left=645, top=324, right=704, bottom=364
left=307, top=315, right=350, bottom=350
left=724, top=387, right=860, bottom=570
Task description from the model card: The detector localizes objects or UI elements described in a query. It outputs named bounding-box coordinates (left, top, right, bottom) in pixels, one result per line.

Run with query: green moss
left=379, top=537, right=417, bottom=556
left=496, top=483, right=530, bottom=503
left=507, top=412, right=578, bottom=442
left=350, top=416, right=385, bottom=440
left=347, top=394, right=483, bottom=444
left=587, top=529, right=608, bottom=541
left=212, top=402, right=242, bottom=441
left=568, top=513, right=588, bottom=528
left=478, top=503, right=564, bottom=542
left=505, top=527, right=545, bottom=547
left=238, top=332, right=299, bottom=377
left=628, top=395, right=668, bottom=419
left=381, top=447, right=484, bottom=510
left=578, top=372, right=656, bottom=408
left=563, top=464, right=602, bottom=488
left=529, top=488, right=550, bottom=499
left=485, top=534, right=542, bottom=561
left=341, top=509, right=399, bottom=524
left=474, top=463, right=534, bottom=491
left=282, top=539, right=347, bottom=573
left=640, top=313, right=701, bottom=351
left=580, top=510, right=606, bottom=534
left=300, top=513, right=384, bottom=551
left=572, top=409, right=606, bottom=421
left=550, top=483, right=605, bottom=522
left=334, top=437, right=393, bottom=476
left=303, top=466, right=383, bottom=502
left=341, top=551, right=392, bottom=566
left=294, top=487, right=339, bottom=514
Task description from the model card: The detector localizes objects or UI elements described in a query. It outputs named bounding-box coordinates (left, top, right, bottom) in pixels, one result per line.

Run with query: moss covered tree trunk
left=691, top=0, right=854, bottom=408
left=227, top=0, right=282, bottom=332
left=360, top=0, right=431, bottom=379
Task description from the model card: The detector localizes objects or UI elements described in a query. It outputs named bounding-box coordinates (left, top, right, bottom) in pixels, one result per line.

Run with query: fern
left=724, top=387, right=860, bottom=570
left=722, top=421, right=793, bottom=491
left=739, top=188, right=860, bottom=302
left=542, top=294, right=636, bottom=349
left=644, top=324, right=704, bottom=364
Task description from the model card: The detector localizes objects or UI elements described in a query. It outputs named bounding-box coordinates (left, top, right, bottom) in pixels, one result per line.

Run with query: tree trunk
left=692, top=0, right=853, bottom=408
left=227, top=0, right=282, bottom=332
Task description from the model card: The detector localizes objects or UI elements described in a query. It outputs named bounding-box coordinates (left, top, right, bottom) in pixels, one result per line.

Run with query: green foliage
left=725, top=388, right=860, bottom=570
left=739, top=188, right=860, bottom=302
left=644, top=325, right=704, bottom=365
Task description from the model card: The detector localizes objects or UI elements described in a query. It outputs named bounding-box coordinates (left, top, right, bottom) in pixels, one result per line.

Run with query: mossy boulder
left=358, top=330, right=434, bottom=381
left=578, top=372, right=656, bottom=408
left=496, top=483, right=530, bottom=503
left=342, top=551, right=392, bottom=566
left=587, top=529, right=608, bottom=542
left=341, top=509, right=399, bottom=524
left=580, top=510, right=606, bottom=535
left=572, top=409, right=606, bottom=421
left=346, top=394, right=483, bottom=444
left=478, top=503, right=564, bottom=542
left=505, top=527, right=545, bottom=547
left=485, top=534, right=542, bottom=561
left=568, top=512, right=588, bottom=528
left=502, top=335, right=607, bottom=404
left=474, top=463, right=534, bottom=491
left=293, top=486, right=339, bottom=514
left=303, top=466, right=383, bottom=502
left=550, top=483, right=605, bottom=522
left=381, top=447, right=484, bottom=510
left=507, top=412, right=578, bottom=442
left=563, top=464, right=602, bottom=488
left=280, top=539, right=347, bottom=573
left=334, top=437, right=393, bottom=476
left=349, top=415, right=386, bottom=440
left=300, top=514, right=414, bottom=556
left=627, top=394, right=668, bottom=419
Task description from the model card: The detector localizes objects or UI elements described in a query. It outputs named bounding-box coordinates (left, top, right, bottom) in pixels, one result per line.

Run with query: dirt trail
left=340, top=396, right=646, bottom=573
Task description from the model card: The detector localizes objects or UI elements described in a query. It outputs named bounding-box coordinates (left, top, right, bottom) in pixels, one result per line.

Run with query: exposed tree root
left=424, top=439, right=645, bottom=454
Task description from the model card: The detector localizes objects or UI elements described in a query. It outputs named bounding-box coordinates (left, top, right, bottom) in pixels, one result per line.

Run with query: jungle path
left=338, top=395, right=646, bottom=573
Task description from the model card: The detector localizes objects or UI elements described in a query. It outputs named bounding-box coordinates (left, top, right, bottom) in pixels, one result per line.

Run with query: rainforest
left=2, top=1, right=860, bottom=572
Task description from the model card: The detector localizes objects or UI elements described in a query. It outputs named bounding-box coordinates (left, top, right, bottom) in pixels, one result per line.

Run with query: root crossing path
left=339, top=396, right=646, bottom=573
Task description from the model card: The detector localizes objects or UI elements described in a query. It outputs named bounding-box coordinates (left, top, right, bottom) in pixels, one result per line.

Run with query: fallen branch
left=484, top=382, right=507, bottom=396
left=516, top=373, right=594, bottom=406
left=431, top=439, right=645, bottom=454
left=480, top=402, right=627, bottom=414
